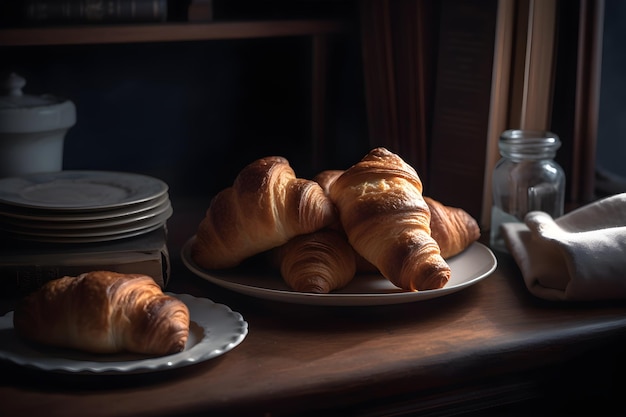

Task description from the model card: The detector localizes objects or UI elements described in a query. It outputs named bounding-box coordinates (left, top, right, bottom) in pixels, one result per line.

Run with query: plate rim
left=0, top=170, right=168, bottom=211
left=0, top=205, right=173, bottom=237
left=0, top=192, right=171, bottom=222
left=0, top=293, right=248, bottom=374
left=181, top=236, right=498, bottom=306
left=0, top=221, right=166, bottom=244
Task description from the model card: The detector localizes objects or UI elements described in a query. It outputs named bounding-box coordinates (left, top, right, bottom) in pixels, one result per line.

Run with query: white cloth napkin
left=500, top=193, right=626, bottom=301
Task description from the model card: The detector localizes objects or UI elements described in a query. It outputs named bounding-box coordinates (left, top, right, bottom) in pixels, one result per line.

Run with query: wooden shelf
left=0, top=19, right=348, bottom=46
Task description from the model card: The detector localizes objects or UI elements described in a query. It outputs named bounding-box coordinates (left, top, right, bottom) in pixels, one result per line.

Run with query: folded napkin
left=501, top=193, right=626, bottom=301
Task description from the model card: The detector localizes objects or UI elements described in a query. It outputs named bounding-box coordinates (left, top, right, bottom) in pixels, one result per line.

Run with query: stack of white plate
left=0, top=171, right=172, bottom=243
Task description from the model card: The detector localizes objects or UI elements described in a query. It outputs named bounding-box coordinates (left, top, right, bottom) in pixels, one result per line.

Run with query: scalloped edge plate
left=182, top=237, right=498, bottom=306
left=0, top=293, right=248, bottom=374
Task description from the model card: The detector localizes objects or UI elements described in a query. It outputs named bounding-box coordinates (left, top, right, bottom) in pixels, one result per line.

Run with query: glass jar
left=490, top=130, right=566, bottom=252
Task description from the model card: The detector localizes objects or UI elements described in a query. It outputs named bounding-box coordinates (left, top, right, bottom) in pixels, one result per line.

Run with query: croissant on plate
left=315, top=168, right=479, bottom=264
left=350, top=196, right=480, bottom=273
left=13, top=271, right=190, bottom=355
left=328, top=147, right=451, bottom=291
left=273, top=228, right=356, bottom=293
left=313, top=169, right=344, bottom=196
left=424, top=196, right=480, bottom=259
left=191, top=156, right=337, bottom=270
left=314, top=169, right=377, bottom=273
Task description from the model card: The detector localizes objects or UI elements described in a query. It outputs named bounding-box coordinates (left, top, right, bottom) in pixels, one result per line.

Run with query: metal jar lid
left=0, top=73, right=76, bottom=134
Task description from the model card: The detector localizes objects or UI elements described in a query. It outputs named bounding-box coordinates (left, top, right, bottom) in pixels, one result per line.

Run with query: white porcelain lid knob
left=2, top=73, right=26, bottom=97
left=0, top=73, right=76, bottom=133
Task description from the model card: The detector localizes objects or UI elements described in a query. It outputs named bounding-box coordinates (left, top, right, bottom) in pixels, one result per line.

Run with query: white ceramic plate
left=182, top=237, right=497, bottom=306
left=0, top=200, right=172, bottom=231
left=0, top=193, right=170, bottom=222
left=0, top=206, right=172, bottom=244
left=0, top=205, right=172, bottom=237
left=0, top=293, right=248, bottom=374
left=0, top=222, right=166, bottom=244
left=0, top=171, right=168, bottom=211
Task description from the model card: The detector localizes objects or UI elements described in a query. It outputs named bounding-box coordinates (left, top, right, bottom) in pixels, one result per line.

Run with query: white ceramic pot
left=0, top=73, right=76, bottom=178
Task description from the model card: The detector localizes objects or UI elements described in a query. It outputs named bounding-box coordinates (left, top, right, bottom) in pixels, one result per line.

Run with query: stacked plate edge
left=0, top=170, right=173, bottom=243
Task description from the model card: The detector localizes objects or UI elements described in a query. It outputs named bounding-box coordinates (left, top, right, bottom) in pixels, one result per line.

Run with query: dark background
left=596, top=0, right=626, bottom=179
left=1, top=14, right=369, bottom=204
left=1, top=0, right=624, bottom=202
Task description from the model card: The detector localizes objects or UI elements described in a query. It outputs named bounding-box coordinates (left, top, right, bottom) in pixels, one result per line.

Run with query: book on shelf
left=1, top=0, right=168, bottom=26
left=0, top=226, right=170, bottom=298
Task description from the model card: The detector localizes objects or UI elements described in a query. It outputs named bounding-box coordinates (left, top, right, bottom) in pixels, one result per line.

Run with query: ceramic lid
left=0, top=73, right=76, bottom=134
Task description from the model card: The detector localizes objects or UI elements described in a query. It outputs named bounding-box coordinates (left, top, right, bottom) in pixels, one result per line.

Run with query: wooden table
left=2, top=237, right=626, bottom=417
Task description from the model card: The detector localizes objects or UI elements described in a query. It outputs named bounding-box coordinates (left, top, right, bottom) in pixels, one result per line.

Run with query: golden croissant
left=267, top=169, right=359, bottom=295
left=13, top=271, right=190, bottom=355
left=424, top=196, right=480, bottom=259
left=191, top=156, right=337, bottom=269
left=350, top=196, right=480, bottom=273
left=313, top=169, right=344, bottom=196
left=274, top=228, right=356, bottom=293
left=316, top=169, right=479, bottom=261
left=314, top=169, right=376, bottom=273
left=328, top=147, right=451, bottom=291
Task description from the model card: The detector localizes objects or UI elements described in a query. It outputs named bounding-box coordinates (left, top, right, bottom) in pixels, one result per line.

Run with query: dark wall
left=596, top=0, right=626, bottom=178
left=2, top=32, right=368, bottom=201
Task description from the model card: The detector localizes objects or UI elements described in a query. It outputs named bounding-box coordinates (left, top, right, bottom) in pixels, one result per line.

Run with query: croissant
left=313, top=169, right=376, bottom=273
left=13, top=271, right=190, bottom=355
left=424, top=196, right=481, bottom=259
left=191, top=156, right=337, bottom=269
left=313, top=169, right=344, bottom=195
left=274, top=228, right=356, bottom=293
left=328, top=147, right=451, bottom=291
left=351, top=198, right=479, bottom=272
